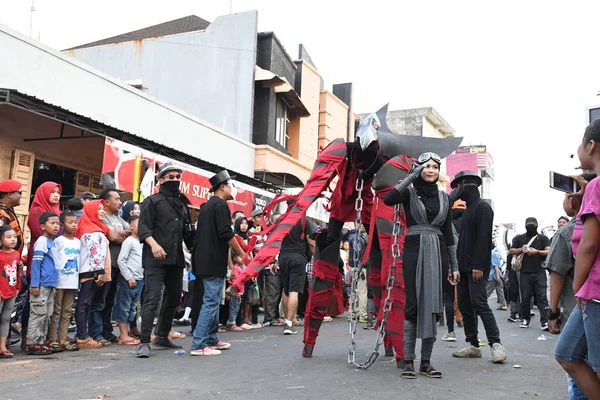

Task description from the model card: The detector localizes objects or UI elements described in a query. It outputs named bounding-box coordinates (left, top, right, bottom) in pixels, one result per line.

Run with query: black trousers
left=140, top=264, right=183, bottom=343
left=519, top=272, right=549, bottom=324
left=457, top=272, right=501, bottom=347
left=263, top=274, right=282, bottom=323
left=443, top=276, right=455, bottom=333
left=101, top=264, right=120, bottom=340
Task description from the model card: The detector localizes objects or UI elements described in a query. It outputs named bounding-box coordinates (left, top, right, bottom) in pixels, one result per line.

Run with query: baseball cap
left=525, top=217, right=538, bottom=227
left=80, top=191, right=96, bottom=200
left=251, top=208, right=263, bottom=218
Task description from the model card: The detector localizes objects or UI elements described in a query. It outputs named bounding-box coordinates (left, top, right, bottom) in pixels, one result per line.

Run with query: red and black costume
left=232, top=104, right=462, bottom=364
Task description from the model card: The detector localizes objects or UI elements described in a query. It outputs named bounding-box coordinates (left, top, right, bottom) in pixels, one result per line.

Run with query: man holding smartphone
left=509, top=217, right=551, bottom=330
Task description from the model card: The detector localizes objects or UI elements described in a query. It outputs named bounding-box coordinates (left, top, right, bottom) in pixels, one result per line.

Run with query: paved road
left=2, top=299, right=567, bottom=400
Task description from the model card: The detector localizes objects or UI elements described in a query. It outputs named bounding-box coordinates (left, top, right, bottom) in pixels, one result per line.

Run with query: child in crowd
left=74, top=200, right=111, bottom=349
left=48, top=212, right=81, bottom=352
left=113, top=216, right=143, bottom=346
left=226, top=253, right=244, bottom=332
left=28, top=212, right=60, bottom=355
left=0, top=225, right=22, bottom=358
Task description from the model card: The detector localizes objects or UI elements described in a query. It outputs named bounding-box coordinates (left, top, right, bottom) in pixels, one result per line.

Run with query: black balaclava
left=458, top=180, right=481, bottom=206
left=160, top=180, right=181, bottom=195
left=413, top=175, right=439, bottom=198
left=526, top=225, right=538, bottom=237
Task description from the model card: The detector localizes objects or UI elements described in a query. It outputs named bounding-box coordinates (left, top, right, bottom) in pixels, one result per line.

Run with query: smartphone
left=549, top=171, right=581, bottom=194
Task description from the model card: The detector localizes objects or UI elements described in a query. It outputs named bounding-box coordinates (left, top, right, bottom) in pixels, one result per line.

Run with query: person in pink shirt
left=555, top=119, right=600, bottom=399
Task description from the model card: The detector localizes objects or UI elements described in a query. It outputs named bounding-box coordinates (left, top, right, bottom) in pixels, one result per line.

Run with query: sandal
left=76, top=338, right=102, bottom=349
left=0, top=350, right=14, bottom=358
left=27, top=344, right=52, bottom=356
left=49, top=342, right=64, bottom=353
left=398, top=361, right=417, bottom=379
left=168, top=330, right=186, bottom=340
left=119, top=338, right=141, bottom=346
left=420, top=363, right=442, bottom=378
left=61, top=342, right=79, bottom=351
left=97, top=339, right=112, bottom=347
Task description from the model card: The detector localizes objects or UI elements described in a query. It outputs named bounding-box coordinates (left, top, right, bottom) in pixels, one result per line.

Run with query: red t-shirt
left=0, top=250, right=21, bottom=300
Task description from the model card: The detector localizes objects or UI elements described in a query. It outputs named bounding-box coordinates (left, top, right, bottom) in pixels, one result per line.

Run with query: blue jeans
left=112, top=278, right=144, bottom=323
left=556, top=301, right=600, bottom=373
left=191, top=277, right=224, bottom=350
left=228, top=295, right=240, bottom=325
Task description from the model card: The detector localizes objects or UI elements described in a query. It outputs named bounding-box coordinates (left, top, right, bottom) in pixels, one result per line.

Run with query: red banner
left=101, top=138, right=273, bottom=216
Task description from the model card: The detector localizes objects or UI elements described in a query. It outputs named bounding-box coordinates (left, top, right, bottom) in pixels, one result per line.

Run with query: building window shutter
left=10, top=149, right=35, bottom=218
left=75, top=171, right=92, bottom=195
left=91, top=175, right=103, bottom=195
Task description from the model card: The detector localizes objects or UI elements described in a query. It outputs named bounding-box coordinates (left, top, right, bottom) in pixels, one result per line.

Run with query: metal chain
left=347, top=175, right=364, bottom=367
left=348, top=203, right=402, bottom=370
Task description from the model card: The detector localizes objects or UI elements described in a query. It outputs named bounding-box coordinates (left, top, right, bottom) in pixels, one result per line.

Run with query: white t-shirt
left=79, top=232, right=109, bottom=278
left=54, top=236, right=81, bottom=289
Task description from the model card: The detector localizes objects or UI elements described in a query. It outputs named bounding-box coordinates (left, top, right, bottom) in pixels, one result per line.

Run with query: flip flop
left=61, top=342, right=79, bottom=351
left=118, top=338, right=141, bottom=346
left=168, top=331, right=186, bottom=340
left=97, top=339, right=112, bottom=347
left=0, top=350, right=14, bottom=358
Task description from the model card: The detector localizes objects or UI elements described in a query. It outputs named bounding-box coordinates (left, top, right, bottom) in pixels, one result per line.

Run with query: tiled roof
left=65, top=15, right=210, bottom=50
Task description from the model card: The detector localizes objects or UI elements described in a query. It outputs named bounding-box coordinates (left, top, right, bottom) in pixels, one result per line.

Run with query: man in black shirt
left=191, top=170, right=244, bottom=356
left=279, top=205, right=313, bottom=335
left=509, top=217, right=550, bottom=330
left=137, top=162, right=191, bottom=358
left=450, top=171, right=506, bottom=364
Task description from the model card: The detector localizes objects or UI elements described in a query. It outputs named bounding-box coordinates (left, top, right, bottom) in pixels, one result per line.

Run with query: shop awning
left=0, top=88, right=282, bottom=194
left=254, top=66, right=310, bottom=118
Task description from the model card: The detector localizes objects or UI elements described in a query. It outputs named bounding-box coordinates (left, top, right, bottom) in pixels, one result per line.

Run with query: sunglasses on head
left=418, top=152, right=442, bottom=164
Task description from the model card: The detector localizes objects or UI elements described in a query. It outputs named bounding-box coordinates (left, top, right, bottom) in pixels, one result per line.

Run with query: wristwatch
left=546, top=306, right=560, bottom=321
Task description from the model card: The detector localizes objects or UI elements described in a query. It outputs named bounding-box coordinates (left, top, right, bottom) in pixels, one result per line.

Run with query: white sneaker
left=190, top=347, right=221, bottom=356
left=441, top=331, right=456, bottom=342
left=520, top=320, right=530, bottom=328
left=452, top=343, right=482, bottom=358
left=491, top=343, right=507, bottom=364
left=210, top=341, right=231, bottom=350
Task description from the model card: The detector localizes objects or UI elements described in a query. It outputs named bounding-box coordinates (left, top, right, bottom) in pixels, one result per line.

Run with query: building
left=445, top=145, right=495, bottom=207
left=0, top=21, right=277, bottom=241
left=357, top=106, right=456, bottom=186
left=66, top=13, right=353, bottom=189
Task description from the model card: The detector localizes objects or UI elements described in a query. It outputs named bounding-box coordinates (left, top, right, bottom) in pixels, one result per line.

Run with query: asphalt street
left=2, top=297, right=567, bottom=400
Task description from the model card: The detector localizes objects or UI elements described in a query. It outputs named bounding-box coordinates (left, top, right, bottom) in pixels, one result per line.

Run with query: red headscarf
left=26, top=182, right=62, bottom=274
left=75, top=200, right=110, bottom=239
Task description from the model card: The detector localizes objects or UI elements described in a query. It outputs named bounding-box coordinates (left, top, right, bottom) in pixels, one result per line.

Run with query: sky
left=1, top=0, right=599, bottom=228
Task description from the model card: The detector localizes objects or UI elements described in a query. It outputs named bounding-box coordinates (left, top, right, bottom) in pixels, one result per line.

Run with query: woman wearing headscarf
left=74, top=200, right=111, bottom=349
left=233, top=217, right=261, bottom=329
left=119, top=200, right=140, bottom=223
left=384, top=152, right=458, bottom=379
left=21, top=182, right=61, bottom=348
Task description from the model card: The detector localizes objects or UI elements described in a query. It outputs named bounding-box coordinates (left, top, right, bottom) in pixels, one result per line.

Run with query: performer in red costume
left=231, top=104, right=462, bottom=365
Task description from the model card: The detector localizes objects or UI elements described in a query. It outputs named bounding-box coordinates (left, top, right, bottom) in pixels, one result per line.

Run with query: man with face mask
left=190, top=170, right=244, bottom=356
left=450, top=171, right=507, bottom=364
left=137, top=161, right=193, bottom=358
left=509, top=217, right=550, bottom=330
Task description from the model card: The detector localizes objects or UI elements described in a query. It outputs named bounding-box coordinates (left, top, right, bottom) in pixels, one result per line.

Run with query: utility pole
left=29, top=0, right=36, bottom=38
left=230, top=0, right=233, bottom=14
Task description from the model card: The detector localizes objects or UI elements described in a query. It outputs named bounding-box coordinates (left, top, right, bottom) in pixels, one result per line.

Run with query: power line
left=151, top=39, right=256, bottom=53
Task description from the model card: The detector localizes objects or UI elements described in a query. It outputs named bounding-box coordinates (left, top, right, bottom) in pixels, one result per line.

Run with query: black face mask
left=459, top=185, right=480, bottom=205
left=526, top=226, right=538, bottom=236
left=161, top=180, right=181, bottom=194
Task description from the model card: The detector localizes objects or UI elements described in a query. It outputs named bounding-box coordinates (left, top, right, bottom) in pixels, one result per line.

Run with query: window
left=275, top=97, right=289, bottom=148
left=590, top=107, right=600, bottom=124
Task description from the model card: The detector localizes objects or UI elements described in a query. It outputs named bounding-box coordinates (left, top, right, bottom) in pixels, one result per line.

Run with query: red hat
left=0, top=180, right=22, bottom=193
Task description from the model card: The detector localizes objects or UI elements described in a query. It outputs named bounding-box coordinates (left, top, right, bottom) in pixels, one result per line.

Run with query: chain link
left=347, top=174, right=364, bottom=366
left=348, top=201, right=401, bottom=370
